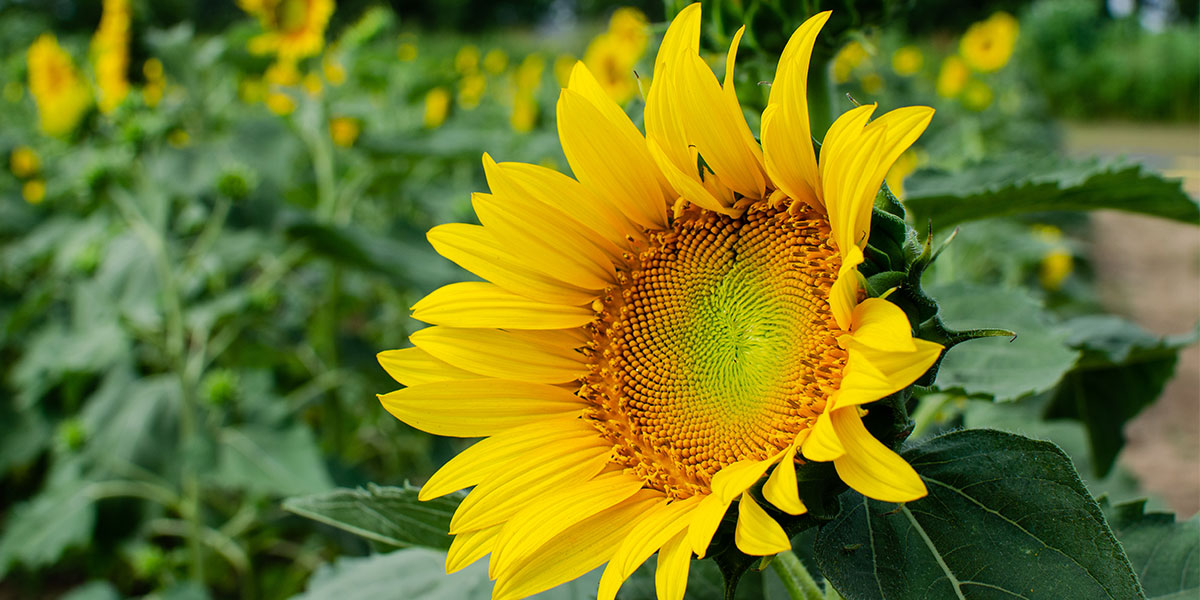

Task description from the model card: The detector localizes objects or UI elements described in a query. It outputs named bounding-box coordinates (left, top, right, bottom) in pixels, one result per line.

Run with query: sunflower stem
left=771, top=550, right=823, bottom=600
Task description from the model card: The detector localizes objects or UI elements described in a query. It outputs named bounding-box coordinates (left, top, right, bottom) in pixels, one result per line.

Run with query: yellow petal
left=491, top=490, right=661, bottom=600
left=489, top=471, right=645, bottom=579
left=831, top=408, right=927, bottom=502
left=686, top=492, right=730, bottom=558
left=829, top=244, right=864, bottom=331
left=761, top=12, right=831, bottom=209
left=850, top=106, right=934, bottom=242
left=427, top=223, right=597, bottom=306
left=763, top=445, right=807, bottom=515
left=418, top=417, right=597, bottom=500
left=655, top=529, right=693, bottom=600
left=410, top=326, right=588, bottom=384
left=734, top=492, right=792, bottom=556
left=498, top=161, right=640, bottom=254
left=472, top=191, right=615, bottom=290
left=376, top=347, right=479, bottom=387
left=653, top=3, right=701, bottom=82
left=675, top=51, right=766, bottom=199
left=648, top=137, right=737, bottom=216
left=821, top=105, right=884, bottom=259
left=446, top=524, right=499, bottom=573
left=450, top=445, right=610, bottom=534
left=849, top=297, right=917, bottom=353
left=722, top=26, right=771, bottom=191
left=377, top=379, right=585, bottom=438
left=836, top=337, right=944, bottom=409
left=557, top=88, right=667, bottom=229
left=411, top=282, right=596, bottom=330
left=801, top=409, right=844, bottom=462
left=597, top=496, right=702, bottom=600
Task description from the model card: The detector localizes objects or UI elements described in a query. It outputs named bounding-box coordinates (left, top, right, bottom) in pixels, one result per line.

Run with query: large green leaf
left=0, top=478, right=96, bottom=577
left=1104, top=500, right=1199, bottom=600
left=1046, top=316, right=1194, bottom=476
left=283, top=484, right=462, bottom=550
left=927, top=283, right=1080, bottom=401
left=814, top=429, right=1142, bottom=600
left=904, top=157, right=1199, bottom=232
left=214, top=425, right=333, bottom=497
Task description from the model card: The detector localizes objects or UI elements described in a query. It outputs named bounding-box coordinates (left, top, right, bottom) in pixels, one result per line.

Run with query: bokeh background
left=0, top=0, right=1196, bottom=598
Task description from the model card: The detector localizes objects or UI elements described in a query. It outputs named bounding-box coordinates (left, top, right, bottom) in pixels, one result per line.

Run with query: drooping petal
left=848, top=297, right=917, bottom=352
left=489, top=471, right=646, bottom=578
left=376, top=347, right=479, bottom=387
left=734, top=492, right=792, bottom=555
left=558, top=88, right=667, bottom=229
left=427, top=223, right=597, bottom=306
left=686, top=492, right=730, bottom=558
left=763, top=444, right=807, bottom=515
left=801, top=409, right=844, bottom=462
left=830, top=408, right=927, bottom=502
left=410, top=326, right=588, bottom=384
left=597, top=496, right=702, bottom=600
left=829, top=244, right=865, bottom=331
left=418, top=417, right=598, bottom=500
left=761, top=11, right=831, bottom=210
left=491, top=491, right=661, bottom=600
left=377, top=379, right=585, bottom=438
left=412, top=282, right=596, bottom=330
left=835, top=337, right=944, bottom=409
left=655, top=529, right=693, bottom=600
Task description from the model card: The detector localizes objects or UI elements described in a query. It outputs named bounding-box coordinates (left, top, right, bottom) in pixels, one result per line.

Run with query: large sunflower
left=240, top=0, right=334, bottom=61
left=378, top=5, right=943, bottom=600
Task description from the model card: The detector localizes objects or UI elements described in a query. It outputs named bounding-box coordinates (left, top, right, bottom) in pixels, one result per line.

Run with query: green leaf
left=60, top=581, right=121, bottom=600
left=214, top=425, right=333, bottom=497
left=927, top=283, right=1080, bottom=401
left=283, top=484, right=462, bottom=550
left=0, top=479, right=96, bottom=577
left=814, top=429, right=1142, bottom=600
left=1046, top=316, right=1194, bottom=476
left=291, top=548, right=491, bottom=600
left=904, top=157, right=1199, bottom=233
left=1103, top=500, right=1199, bottom=600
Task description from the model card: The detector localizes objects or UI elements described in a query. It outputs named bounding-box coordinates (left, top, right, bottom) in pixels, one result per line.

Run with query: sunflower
left=26, top=33, right=92, bottom=138
left=378, top=5, right=942, bottom=600
left=960, top=11, right=1019, bottom=73
left=240, top=0, right=334, bottom=62
left=91, top=0, right=131, bottom=113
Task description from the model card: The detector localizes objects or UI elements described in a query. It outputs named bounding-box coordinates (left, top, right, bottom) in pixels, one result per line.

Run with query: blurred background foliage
left=0, top=0, right=1196, bottom=598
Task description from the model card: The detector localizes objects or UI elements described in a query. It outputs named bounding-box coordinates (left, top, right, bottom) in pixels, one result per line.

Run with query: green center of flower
left=583, top=200, right=848, bottom=498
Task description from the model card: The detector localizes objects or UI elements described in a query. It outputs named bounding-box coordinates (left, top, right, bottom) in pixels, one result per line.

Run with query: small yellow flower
left=266, top=91, right=296, bottom=115
left=303, top=71, right=323, bottom=96
left=832, top=40, right=869, bottom=84
left=510, top=91, right=537, bottom=133
left=961, top=79, right=994, bottom=111
left=607, top=7, right=649, bottom=50
left=423, top=87, right=450, bottom=129
left=891, top=45, right=923, bottom=76
left=167, top=129, right=190, bottom=147
left=323, top=56, right=347, bottom=86
left=23, top=179, right=46, bottom=205
left=457, top=73, right=486, bottom=110
left=329, top=116, right=360, bottom=147
left=10, top=146, right=40, bottom=179
left=1033, top=225, right=1072, bottom=291
left=935, top=55, right=969, bottom=99
left=91, top=0, right=131, bottom=113
left=142, top=58, right=165, bottom=107
left=860, top=73, right=884, bottom=94
left=456, top=45, right=480, bottom=74
left=483, top=49, right=509, bottom=75
left=582, top=7, right=649, bottom=104
left=397, top=41, right=418, bottom=62
left=515, top=54, right=546, bottom=92
left=27, top=33, right=93, bottom=137
left=240, top=0, right=334, bottom=61
left=239, top=77, right=267, bottom=103
left=960, top=12, right=1019, bottom=73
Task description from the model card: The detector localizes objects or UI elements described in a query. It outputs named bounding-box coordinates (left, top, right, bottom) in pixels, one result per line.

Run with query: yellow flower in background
left=397, top=40, right=418, bottom=62
left=322, top=56, right=347, bottom=86
left=458, top=73, right=486, bottom=109
left=832, top=40, right=868, bottom=83
left=263, top=58, right=300, bottom=114
left=456, top=45, right=480, bottom=74
left=961, top=79, right=994, bottom=111
left=167, top=129, right=190, bottom=148
left=553, top=54, right=576, bottom=88
left=583, top=7, right=648, bottom=103
left=378, top=6, right=942, bottom=600
left=511, top=54, right=545, bottom=134
left=23, top=179, right=46, bottom=204
left=91, top=0, right=131, bottom=113
left=329, top=116, right=360, bottom=147
left=483, top=49, right=509, bottom=74
left=860, top=72, right=883, bottom=94
left=241, top=0, right=335, bottom=61
left=27, top=34, right=92, bottom=137
left=891, top=45, right=923, bottom=76
left=885, top=149, right=922, bottom=199
left=960, top=12, right=1019, bottom=73
left=10, top=146, right=40, bottom=179
left=936, top=54, right=969, bottom=98
left=266, top=92, right=296, bottom=115
left=1033, top=225, right=1073, bottom=291
left=142, top=58, right=165, bottom=107
left=515, top=53, right=546, bottom=91
left=303, top=71, right=323, bottom=96
left=239, top=77, right=267, bottom=103
left=423, top=87, right=450, bottom=129
left=510, top=92, right=537, bottom=133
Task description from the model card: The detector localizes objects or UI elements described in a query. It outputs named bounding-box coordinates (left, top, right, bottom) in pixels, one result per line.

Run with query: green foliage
left=282, top=485, right=461, bottom=550
left=814, top=430, right=1143, bottom=600
left=1103, top=499, right=1200, bottom=599
left=904, top=157, right=1199, bottom=233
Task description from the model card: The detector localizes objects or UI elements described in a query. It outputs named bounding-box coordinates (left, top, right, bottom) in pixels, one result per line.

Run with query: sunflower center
left=583, top=199, right=848, bottom=498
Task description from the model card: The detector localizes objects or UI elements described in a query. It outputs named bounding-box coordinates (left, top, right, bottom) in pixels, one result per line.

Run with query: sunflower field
left=1, top=1, right=1197, bottom=599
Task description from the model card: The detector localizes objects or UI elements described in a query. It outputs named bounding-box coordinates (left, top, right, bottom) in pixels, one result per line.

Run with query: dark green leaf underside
left=283, top=484, right=461, bottom=550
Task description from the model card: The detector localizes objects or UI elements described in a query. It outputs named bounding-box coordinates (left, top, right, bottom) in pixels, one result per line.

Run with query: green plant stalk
left=771, top=550, right=824, bottom=600
left=112, top=190, right=206, bottom=583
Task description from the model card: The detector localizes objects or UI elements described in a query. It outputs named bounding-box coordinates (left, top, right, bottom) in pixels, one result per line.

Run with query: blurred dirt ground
left=1064, top=122, right=1200, bottom=517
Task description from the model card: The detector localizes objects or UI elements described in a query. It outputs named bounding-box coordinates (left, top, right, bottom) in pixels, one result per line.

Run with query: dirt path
left=1063, top=122, right=1200, bottom=517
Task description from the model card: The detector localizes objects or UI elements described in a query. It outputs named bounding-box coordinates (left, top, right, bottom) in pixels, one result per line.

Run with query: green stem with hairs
left=771, top=550, right=824, bottom=600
